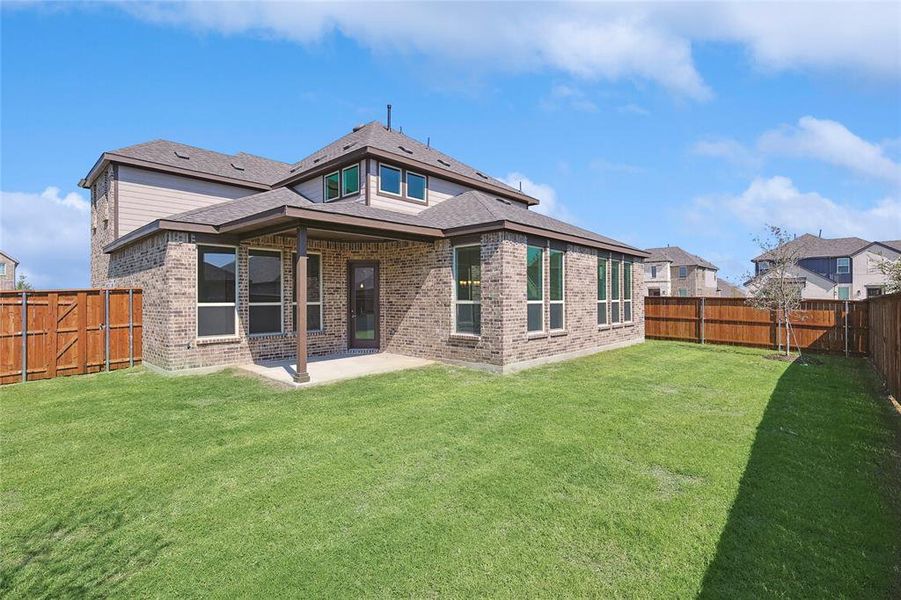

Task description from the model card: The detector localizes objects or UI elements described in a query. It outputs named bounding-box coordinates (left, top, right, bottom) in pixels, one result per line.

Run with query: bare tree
left=15, top=274, right=33, bottom=291
left=745, top=225, right=804, bottom=356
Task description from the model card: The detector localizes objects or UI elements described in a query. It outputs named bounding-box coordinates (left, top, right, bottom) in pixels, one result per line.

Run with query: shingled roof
left=645, top=246, right=718, bottom=270
left=281, top=121, right=524, bottom=195
left=753, top=234, right=872, bottom=261
left=110, top=187, right=646, bottom=257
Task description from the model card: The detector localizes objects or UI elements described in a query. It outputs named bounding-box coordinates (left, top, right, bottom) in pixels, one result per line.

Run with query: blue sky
left=2, top=1, right=899, bottom=288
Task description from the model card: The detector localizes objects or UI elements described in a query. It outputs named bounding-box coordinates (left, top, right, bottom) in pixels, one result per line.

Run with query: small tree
left=745, top=225, right=804, bottom=356
left=876, top=256, right=901, bottom=294
left=15, top=274, right=33, bottom=291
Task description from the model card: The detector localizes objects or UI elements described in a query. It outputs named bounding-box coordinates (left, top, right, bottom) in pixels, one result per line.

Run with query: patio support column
left=294, top=225, right=311, bottom=383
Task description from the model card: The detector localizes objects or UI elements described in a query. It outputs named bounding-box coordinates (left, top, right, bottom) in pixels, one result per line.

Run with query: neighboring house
left=83, top=120, right=648, bottom=378
left=643, top=246, right=718, bottom=297
left=752, top=234, right=901, bottom=300
left=716, top=278, right=746, bottom=298
left=0, top=251, right=18, bottom=290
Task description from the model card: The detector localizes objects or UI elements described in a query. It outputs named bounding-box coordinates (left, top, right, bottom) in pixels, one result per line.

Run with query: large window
left=527, top=245, right=544, bottom=332
left=549, top=249, right=564, bottom=330
left=406, top=171, right=427, bottom=202
left=379, top=164, right=402, bottom=195
left=837, top=286, right=850, bottom=300
left=453, top=245, right=481, bottom=335
left=197, top=246, right=237, bottom=338
left=623, top=260, right=633, bottom=323
left=836, top=257, right=850, bottom=274
left=249, top=249, right=282, bottom=335
left=342, top=164, right=359, bottom=196
left=597, top=255, right=608, bottom=326
left=611, top=258, right=621, bottom=324
left=293, top=253, right=323, bottom=332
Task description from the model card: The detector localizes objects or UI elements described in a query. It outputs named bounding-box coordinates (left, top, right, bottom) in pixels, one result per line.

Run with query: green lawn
left=1, top=341, right=898, bottom=598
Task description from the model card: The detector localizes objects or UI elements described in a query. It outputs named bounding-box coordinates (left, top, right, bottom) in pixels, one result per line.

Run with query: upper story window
left=197, top=245, right=237, bottom=338
left=650, top=265, right=657, bottom=279
left=325, top=164, right=360, bottom=201
left=379, top=164, right=402, bottom=196
left=758, top=261, right=770, bottom=272
left=836, top=257, right=850, bottom=274
left=406, top=171, right=427, bottom=202
left=0, top=264, right=5, bottom=277
left=678, top=266, right=688, bottom=278
left=453, top=245, right=481, bottom=336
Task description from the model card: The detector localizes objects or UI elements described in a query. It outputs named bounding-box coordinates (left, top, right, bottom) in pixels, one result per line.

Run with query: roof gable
left=644, top=246, right=718, bottom=270
left=753, top=233, right=871, bottom=261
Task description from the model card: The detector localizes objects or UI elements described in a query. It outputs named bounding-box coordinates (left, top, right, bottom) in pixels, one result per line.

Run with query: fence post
left=104, top=289, right=110, bottom=372
left=844, top=300, right=849, bottom=357
left=20, top=291, right=27, bottom=383
left=700, top=297, right=705, bottom=344
left=128, top=289, right=134, bottom=368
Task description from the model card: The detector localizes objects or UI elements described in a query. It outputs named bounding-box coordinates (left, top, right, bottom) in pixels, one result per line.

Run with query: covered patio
left=238, top=351, right=434, bottom=388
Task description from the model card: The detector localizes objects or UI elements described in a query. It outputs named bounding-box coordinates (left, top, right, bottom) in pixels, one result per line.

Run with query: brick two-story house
left=643, top=246, right=718, bottom=297
left=752, top=234, right=900, bottom=300
left=84, top=121, right=648, bottom=380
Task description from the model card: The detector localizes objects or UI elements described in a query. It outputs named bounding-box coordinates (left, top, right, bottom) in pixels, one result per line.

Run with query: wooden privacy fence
left=0, top=289, right=142, bottom=385
left=867, top=293, right=900, bottom=400
left=645, top=297, right=868, bottom=356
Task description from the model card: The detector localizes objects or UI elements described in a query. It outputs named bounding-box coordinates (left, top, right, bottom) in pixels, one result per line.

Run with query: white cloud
left=689, top=176, right=901, bottom=240
left=540, top=84, right=597, bottom=113
left=617, top=103, right=650, bottom=116
left=691, top=137, right=760, bottom=168
left=115, top=3, right=900, bottom=100
left=759, top=116, right=901, bottom=183
left=501, top=172, right=571, bottom=221
left=589, top=158, right=645, bottom=174
left=0, top=187, right=90, bottom=288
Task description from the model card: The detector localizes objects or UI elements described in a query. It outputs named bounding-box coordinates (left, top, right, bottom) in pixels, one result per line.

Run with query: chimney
left=387, top=104, right=392, bottom=131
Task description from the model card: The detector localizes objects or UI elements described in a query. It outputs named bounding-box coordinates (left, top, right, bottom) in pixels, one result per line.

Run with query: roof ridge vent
left=313, top=157, right=322, bottom=164
left=437, top=158, right=451, bottom=167
left=352, top=123, right=366, bottom=132
left=397, top=145, right=414, bottom=155
left=343, top=142, right=357, bottom=151
left=174, top=150, right=190, bottom=159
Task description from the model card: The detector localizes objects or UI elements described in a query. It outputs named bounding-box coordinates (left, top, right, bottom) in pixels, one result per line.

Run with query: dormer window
left=836, top=257, right=850, bottom=274
left=324, top=164, right=360, bottom=201
left=406, top=171, right=427, bottom=202
left=379, top=164, right=401, bottom=196
left=758, top=261, right=770, bottom=272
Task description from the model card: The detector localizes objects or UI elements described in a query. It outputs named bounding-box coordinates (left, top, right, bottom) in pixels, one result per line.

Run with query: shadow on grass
left=698, top=357, right=901, bottom=598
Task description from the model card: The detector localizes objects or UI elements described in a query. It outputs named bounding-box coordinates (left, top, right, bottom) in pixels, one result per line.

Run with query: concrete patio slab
left=238, top=352, right=434, bottom=388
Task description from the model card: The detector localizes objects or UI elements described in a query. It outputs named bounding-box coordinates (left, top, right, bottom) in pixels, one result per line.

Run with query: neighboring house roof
left=644, top=246, right=718, bottom=270
left=109, top=187, right=648, bottom=257
left=716, top=278, right=746, bottom=297
left=753, top=233, right=870, bottom=261
left=875, top=240, right=901, bottom=253
left=277, top=121, right=533, bottom=202
left=0, top=251, right=19, bottom=265
left=81, top=140, right=293, bottom=190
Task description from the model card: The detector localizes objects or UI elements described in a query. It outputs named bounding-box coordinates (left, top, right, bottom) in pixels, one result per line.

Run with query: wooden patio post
left=294, top=225, right=311, bottom=383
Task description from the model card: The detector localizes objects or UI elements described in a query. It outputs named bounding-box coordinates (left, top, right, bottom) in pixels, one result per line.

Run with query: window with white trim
left=527, top=245, right=544, bottom=332
left=837, top=286, right=850, bottom=300
left=597, top=255, right=608, bottom=326
left=678, top=265, right=688, bottom=278
left=650, top=265, right=657, bottom=279
left=678, top=288, right=688, bottom=297
left=406, top=171, right=427, bottom=202
left=549, top=249, right=564, bottom=330
left=324, top=171, right=340, bottom=201
left=379, top=164, right=402, bottom=195
left=342, top=164, right=359, bottom=196
left=623, top=260, right=633, bottom=323
left=611, top=258, right=621, bottom=323
left=197, top=245, right=237, bottom=338
left=0, top=264, right=6, bottom=277
left=293, top=252, right=323, bottom=332
left=836, top=257, right=850, bottom=274
left=249, top=249, right=282, bottom=335
left=453, top=245, right=481, bottom=335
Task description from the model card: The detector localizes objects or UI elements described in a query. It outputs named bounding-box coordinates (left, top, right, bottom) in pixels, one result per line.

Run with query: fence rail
left=0, top=289, right=142, bottom=385
left=645, top=297, right=868, bottom=355
left=867, top=292, right=900, bottom=400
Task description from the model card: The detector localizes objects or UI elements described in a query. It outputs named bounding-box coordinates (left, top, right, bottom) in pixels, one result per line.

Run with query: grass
left=1, top=341, right=898, bottom=598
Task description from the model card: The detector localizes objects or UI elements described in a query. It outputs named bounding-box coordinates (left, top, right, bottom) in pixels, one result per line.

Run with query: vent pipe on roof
left=387, top=104, right=392, bottom=131
left=818, top=229, right=822, bottom=238
left=519, top=181, right=522, bottom=191
left=427, top=136, right=430, bottom=148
